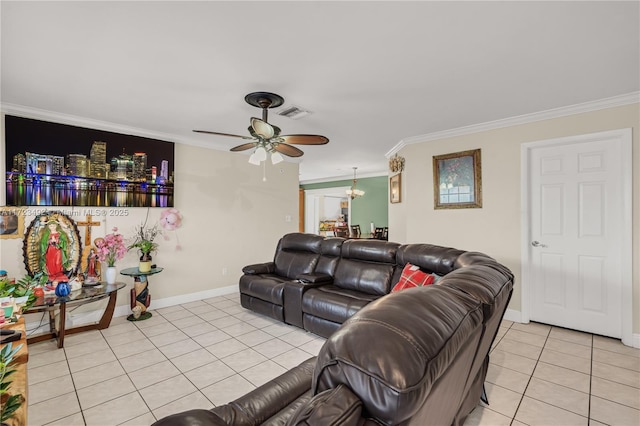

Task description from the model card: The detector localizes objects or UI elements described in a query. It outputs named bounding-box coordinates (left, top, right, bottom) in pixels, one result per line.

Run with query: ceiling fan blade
left=279, top=134, right=329, bottom=145
left=273, top=143, right=304, bottom=158
left=250, top=117, right=275, bottom=139
left=193, top=130, right=255, bottom=140
left=230, top=142, right=258, bottom=152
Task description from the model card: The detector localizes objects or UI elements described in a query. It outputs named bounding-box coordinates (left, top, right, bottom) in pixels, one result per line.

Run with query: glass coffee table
left=25, top=282, right=126, bottom=348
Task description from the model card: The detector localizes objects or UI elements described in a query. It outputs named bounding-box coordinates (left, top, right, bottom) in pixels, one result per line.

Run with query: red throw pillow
left=392, top=263, right=435, bottom=292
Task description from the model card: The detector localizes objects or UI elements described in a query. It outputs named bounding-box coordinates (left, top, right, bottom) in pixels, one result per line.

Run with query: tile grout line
left=508, top=323, right=550, bottom=426
left=587, top=333, right=593, bottom=425
left=105, top=324, right=160, bottom=425
left=131, top=309, right=216, bottom=416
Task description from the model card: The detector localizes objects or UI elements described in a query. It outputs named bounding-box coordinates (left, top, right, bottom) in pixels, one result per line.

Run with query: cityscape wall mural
left=4, top=115, right=175, bottom=207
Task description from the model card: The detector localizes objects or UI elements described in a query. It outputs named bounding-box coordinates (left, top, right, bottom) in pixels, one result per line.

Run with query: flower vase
left=105, top=266, right=117, bottom=284
left=139, top=252, right=152, bottom=273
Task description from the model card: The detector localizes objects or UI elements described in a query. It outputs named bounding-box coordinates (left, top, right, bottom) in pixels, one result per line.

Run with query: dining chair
left=373, top=227, right=384, bottom=239
left=334, top=226, right=350, bottom=238
left=350, top=224, right=361, bottom=238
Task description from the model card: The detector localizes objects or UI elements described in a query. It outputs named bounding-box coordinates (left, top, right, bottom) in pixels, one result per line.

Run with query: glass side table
left=120, top=267, right=163, bottom=321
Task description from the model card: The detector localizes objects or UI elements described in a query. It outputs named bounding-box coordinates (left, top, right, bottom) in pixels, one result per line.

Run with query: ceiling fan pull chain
left=262, top=160, right=267, bottom=182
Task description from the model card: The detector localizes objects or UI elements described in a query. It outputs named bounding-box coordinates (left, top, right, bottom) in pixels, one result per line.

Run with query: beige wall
left=0, top=118, right=300, bottom=309
left=390, top=103, right=639, bottom=335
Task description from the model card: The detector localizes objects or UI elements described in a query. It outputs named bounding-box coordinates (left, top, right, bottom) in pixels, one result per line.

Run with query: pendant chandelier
left=346, top=167, right=365, bottom=199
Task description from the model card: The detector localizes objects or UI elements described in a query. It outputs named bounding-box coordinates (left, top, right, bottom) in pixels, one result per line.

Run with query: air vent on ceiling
left=276, top=105, right=311, bottom=120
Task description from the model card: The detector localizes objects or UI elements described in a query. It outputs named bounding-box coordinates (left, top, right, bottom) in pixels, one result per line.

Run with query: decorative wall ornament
left=22, top=211, right=82, bottom=281
left=160, top=208, right=183, bottom=250
left=389, top=154, right=405, bottom=173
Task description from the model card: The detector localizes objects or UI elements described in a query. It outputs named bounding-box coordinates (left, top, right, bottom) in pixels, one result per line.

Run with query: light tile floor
left=26, top=292, right=640, bottom=425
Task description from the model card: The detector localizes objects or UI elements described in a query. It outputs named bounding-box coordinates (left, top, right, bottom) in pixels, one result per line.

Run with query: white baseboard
left=500, top=309, right=640, bottom=348
left=112, top=284, right=239, bottom=318
left=631, top=333, right=640, bottom=349
left=502, top=308, right=523, bottom=323
left=24, top=284, right=239, bottom=333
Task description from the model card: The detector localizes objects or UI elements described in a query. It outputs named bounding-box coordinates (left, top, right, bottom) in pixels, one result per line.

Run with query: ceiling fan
left=193, top=92, right=329, bottom=165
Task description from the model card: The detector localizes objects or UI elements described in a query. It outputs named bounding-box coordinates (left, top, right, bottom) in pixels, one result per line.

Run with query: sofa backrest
left=314, top=237, right=345, bottom=277
left=332, top=239, right=400, bottom=295
left=274, top=233, right=323, bottom=279
left=392, top=243, right=466, bottom=285
left=312, top=284, right=484, bottom=425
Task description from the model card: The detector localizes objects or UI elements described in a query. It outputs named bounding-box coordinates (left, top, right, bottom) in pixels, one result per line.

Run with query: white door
left=525, top=129, right=631, bottom=339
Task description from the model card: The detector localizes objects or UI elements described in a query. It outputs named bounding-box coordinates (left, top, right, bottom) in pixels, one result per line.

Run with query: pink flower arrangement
left=94, top=227, right=128, bottom=267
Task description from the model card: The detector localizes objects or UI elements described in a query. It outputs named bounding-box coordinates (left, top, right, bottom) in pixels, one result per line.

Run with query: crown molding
left=0, top=102, right=223, bottom=151
left=385, top=91, right=640, bottom=158
left=301, top=170, right=388, bottom=185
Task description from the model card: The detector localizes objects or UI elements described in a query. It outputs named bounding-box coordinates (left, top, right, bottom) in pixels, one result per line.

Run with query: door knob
left=531, top=240, right=547, bottom=248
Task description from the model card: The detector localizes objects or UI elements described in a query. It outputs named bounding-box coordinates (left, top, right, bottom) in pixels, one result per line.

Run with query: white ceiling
left=2, top=1, right=638, bottom=182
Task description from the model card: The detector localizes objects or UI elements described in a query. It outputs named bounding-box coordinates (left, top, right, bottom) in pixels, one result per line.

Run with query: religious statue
left=81, top=245, right=101, bottom=285
left=39, top=219, right=71, bottom=283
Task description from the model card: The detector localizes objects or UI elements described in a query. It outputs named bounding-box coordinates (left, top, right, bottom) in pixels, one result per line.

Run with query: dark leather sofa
left=239, top=233, right=483, bottom=338
left=153, top=235, right=514, bottom=426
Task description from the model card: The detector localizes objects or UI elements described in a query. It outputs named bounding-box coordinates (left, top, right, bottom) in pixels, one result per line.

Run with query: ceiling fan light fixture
left=271, top=152, right=284, bottom=165
left=248, top=152, right=262, bottom=165
left=255, top=146, right=267, bottom=161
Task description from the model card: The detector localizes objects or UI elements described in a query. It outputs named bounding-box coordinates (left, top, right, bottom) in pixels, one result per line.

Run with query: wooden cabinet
left=1, top=317, right=28, bottom=426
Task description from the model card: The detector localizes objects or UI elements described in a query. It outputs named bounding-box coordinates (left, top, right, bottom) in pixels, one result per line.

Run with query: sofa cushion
left=391, top=263, right=435, bottom=292
left=314, top=237, right=345, bottom=276
left=302, top=286, right=378, bottom=324
left=274, top=233, right=323, bottom=279
left=332, top=240, right=399, bottom=295
left=240, top=275, right=287, bottom=305
left=313, top=285, right=483, bottom=425
left=396, top=243, right=465, bottom=275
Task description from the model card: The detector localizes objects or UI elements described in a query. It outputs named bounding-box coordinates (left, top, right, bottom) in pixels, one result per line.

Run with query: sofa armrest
left=242, top=262, right=275, bottom=275
left=211, top=357, right=317, bottom=425
left=286, top=384, right=364, bottom=426
left=284, top=279, right=331, bottom=328
left=152, top=409, right=229, bottom=426
left=296, top=273, right=333, bottom=284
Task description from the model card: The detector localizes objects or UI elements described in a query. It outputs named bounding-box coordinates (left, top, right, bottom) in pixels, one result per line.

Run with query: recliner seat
left=239, top=233, right=323, bottom=322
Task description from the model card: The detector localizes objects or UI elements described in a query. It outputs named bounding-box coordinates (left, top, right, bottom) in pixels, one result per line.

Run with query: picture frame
left=5, top=115, right=175, bottom=207
left=433, top=149, right=482, bottom=209
left=390, top=173, right=401, bottom=204
left=23, top=211, right=82, bottom=280
left=0, top=207, right=25, bottom=239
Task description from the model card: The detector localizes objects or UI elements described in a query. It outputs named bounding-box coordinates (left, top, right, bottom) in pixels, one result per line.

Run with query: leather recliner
left=300, top=239, right=400, bottom=337
left=239, top=233, right=324, bottom=322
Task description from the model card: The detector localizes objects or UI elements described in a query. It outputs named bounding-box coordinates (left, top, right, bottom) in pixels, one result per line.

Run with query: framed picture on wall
left=433, top=149, right=482, bottom=209
left=390, top=173, right=401, bottom=204
left=0, top=207, right=25, bottom=239
left=4, top=115, right=175, bottom=207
